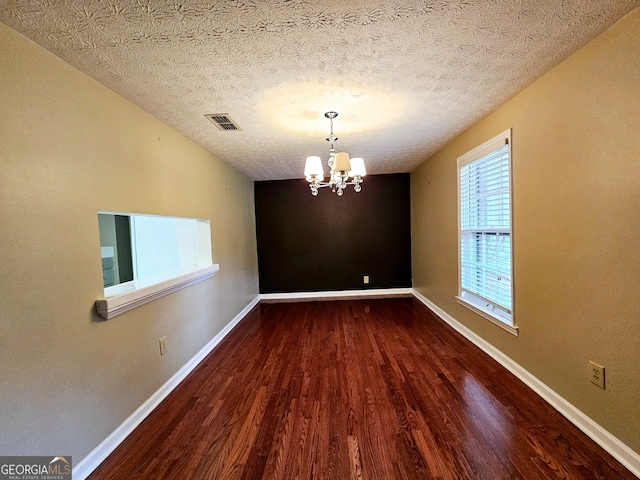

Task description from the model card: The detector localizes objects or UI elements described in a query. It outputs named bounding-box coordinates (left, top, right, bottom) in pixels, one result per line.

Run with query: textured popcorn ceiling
left=1, top=1, right=638, bottom=180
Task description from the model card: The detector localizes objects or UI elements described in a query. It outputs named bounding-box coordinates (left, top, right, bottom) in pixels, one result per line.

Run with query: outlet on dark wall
left=255, top=173, right=412, bottom=294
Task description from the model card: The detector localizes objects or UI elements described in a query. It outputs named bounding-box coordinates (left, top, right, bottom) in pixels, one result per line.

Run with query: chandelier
left=303, top=111, right=367, bottom=196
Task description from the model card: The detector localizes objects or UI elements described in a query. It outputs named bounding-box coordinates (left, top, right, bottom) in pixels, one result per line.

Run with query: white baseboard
left=260, top=287, right=413, bottom=302
left=72, top=295, right=261, bottom=480
left=74, top=291, right=639, bottom=479
left=411, top=289, right=640, bottom=478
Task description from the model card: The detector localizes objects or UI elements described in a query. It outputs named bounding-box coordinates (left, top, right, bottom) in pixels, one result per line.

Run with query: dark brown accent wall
left=255, top=173, right=412, bottom=293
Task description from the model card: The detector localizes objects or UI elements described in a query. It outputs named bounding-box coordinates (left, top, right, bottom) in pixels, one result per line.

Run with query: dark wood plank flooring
left=89, top=298, right=635, bottom=479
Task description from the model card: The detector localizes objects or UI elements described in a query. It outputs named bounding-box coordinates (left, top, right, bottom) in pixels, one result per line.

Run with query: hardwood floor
left=89, top=298, right=635, bottom=479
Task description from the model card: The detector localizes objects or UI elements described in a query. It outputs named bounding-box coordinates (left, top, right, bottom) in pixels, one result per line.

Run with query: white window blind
left=457, top=129, right=514, bottom=329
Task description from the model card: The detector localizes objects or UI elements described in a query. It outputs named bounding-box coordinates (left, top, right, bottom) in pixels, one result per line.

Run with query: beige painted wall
left=411, top=9, right=640, bottom=453
left=0, top=23, right=259, bottom=460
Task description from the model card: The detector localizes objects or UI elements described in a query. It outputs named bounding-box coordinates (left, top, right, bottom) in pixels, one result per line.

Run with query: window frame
left=456, top=129, right=518, bottom=336
left=96, top=212, right=218, bottom=320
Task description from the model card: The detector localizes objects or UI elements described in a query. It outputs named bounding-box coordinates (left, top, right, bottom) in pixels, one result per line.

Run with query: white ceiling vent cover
left=205, top=114, right=241, bottom=131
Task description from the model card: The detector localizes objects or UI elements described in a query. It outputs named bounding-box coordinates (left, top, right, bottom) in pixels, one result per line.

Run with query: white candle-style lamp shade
left=349, top=157, right=367, bottom=177
left=304, top=156, right=324, bottom=179
left=331, top=152, right=352, bottom=173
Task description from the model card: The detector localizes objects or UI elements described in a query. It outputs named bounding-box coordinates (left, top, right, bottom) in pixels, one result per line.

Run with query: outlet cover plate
left=159, top=337, right=167, bottom=356
left=589, top=360, right=605, bottom=389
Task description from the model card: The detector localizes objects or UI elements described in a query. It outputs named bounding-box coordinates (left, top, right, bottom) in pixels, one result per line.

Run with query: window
left=98, top=213, right=212, bottom=288
left=96, top=212, right=218, bottom=320
left=457, top=129, right=517, bottom=335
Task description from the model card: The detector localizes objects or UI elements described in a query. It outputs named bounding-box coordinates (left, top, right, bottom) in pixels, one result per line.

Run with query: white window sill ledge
left=456, top=296, right=519, bottom=337
left=96, top=264, right=220, bottom=320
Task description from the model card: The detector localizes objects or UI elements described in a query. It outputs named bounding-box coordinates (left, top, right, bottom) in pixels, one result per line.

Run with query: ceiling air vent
left=205, top=113, right=241, bottom=131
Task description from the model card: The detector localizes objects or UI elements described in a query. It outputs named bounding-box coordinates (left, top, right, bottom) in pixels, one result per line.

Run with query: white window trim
left=456, top=295, right=518, bottom=336
left=96, top=264, right=220, bottom=320
left=457, top=129, right=518, bottom=336
left=96, top=211, right=216, bottom=320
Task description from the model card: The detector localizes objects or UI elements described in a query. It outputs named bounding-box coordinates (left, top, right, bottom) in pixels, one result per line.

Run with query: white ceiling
left=1, top=1, right=638, bottom=180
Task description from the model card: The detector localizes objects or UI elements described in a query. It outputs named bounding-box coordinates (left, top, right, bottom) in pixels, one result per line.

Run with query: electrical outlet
left=363, top=275, right=370, bottom=284
left=589, top=361, right=605, bottom=389
left=159, top=337, right=167, bottom=356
